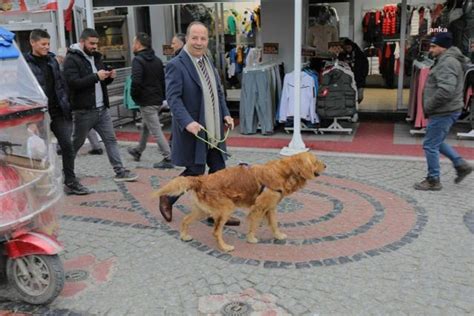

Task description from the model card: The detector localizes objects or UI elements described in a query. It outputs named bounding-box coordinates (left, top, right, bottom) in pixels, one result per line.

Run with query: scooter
left=0, top=26, right=65, bottom=304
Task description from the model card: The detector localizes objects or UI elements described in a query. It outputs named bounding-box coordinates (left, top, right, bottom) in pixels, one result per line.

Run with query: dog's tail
left=151, top=176, right=195, bottom=199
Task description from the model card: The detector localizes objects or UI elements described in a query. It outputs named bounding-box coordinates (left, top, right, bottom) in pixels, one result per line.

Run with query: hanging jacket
left=449, top=10, right=474, bottom=56
left=363, top=11, right=383, bottom=43
left=279, top=71, right=318, bottom=123
left=317, top=66, right=357, bottom=118
left=410, top=8, right=420, bottom=35
left=383, top=5, right=397, bottom=36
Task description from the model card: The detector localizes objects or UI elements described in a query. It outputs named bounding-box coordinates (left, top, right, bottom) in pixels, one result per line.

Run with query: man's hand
left=224, top=116, right=234, bottom=130
left=109, top=69, right=117, bottom=79
left=186, top=121, right=203, bottom=136
left=97, top=70, right=110, bottom=81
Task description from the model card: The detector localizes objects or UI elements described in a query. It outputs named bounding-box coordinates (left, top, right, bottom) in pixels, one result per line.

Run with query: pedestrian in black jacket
left=171, top=33, right=185, bottom=56
left=339, top=38, right=369, bottom=102
left=25, top=29, right=89, bottom=195
left=127, top=32, right=173, bottom=169
left=63, top=28, right=138, bottom=183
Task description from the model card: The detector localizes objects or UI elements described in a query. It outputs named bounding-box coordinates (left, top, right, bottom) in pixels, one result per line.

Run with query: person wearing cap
left=414, top=31, right=473, bottom=191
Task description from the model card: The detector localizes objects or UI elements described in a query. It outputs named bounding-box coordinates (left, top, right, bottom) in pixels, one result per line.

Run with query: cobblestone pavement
left=1, top=145, right=473, bottom=315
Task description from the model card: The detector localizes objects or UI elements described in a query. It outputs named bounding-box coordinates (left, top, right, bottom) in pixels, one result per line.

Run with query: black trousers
left=169, top=148, right=225, bottom=206
left=50, top=117, right=76, bottom=185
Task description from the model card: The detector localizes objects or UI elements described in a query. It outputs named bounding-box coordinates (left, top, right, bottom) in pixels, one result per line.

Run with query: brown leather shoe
left=159, top=195, right=172, bottom=222
left=207, top=216, right=241, bottom=226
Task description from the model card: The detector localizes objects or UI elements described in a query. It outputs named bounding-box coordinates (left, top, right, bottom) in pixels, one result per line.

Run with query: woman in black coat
left=339, top=38, right=369, bottom=102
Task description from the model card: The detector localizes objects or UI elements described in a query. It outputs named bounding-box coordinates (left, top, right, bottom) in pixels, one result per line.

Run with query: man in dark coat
left=25, top=29, right=89, bottom=195
left=126, top=32, right=173, bottom=168
left=159, top=21, right=240, bottom=226
left=63, top=28, right=137, bottom=183
left=339, top=38, right=369, bottom=103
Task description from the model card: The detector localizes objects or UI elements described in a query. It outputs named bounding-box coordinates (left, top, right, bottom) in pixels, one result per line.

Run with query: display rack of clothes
left=457, top=63, right=474, bottom=139
left=407, top=58, right=434, bottom=135
left=364, top=44, right=382, bottom=75
left=239, top=61, right=283, bottom=135
left=379, top=40, right=400, bottom=88
left=223, top=7, right=260, bottom=38
left=225, top=45, right=262, bottom=87
left=316, top=60, right=358, bottom=134
left=279, top=67, right=319, bottom=132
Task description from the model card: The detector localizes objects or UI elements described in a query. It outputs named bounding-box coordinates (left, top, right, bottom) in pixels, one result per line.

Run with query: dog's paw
left=180, top=234, right=193, bottom=242
left=274, top=232, right=287, bottom=240
left=247, top=235, right=259, bottom=244
left=220, top=244, right=235, bottom=252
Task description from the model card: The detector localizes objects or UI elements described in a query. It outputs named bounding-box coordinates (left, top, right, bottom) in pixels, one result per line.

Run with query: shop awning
left=93, top=0, right=242, bottom=7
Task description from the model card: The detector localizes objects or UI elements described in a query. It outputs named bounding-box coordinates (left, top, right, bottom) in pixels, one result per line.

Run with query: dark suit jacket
left=165, top=49, right=230, bottom=166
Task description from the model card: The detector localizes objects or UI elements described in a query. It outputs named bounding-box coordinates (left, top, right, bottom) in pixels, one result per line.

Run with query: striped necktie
left=198, top=59, right=215, bottom=107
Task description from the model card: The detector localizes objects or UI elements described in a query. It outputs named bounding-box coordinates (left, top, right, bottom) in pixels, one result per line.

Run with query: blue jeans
left=423, top=112, right=463, bottom=178
left=72, top=107, right=125, bottom=175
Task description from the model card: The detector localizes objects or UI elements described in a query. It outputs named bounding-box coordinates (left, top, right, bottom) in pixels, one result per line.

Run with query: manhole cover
left=221, top=301, right=252, bottom=316
left=65, top=270, right=89, bottom=282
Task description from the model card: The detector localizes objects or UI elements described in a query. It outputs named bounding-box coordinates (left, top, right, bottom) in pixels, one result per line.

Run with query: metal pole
left=397, top=0, right=407, bottom=110
left=56, top=0, right=66, bottom=49
left=349, top=0, right=355, bottom=40
left=281, top=0, right=308, bottom=156
left=86, top=0, right=94, bottom=28
left=214, top=3, right=221, bottom=69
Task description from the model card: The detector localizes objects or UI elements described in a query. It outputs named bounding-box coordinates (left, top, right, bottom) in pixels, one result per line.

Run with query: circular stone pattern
left=165, top=173, right=427, bottom=268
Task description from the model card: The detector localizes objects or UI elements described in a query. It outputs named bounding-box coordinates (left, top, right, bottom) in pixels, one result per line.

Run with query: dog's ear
left=291, top=153, right=315, bottom=179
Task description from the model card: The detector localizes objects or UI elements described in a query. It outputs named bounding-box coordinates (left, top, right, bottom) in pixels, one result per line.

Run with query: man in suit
left=159, top=21, right=240, bottom=226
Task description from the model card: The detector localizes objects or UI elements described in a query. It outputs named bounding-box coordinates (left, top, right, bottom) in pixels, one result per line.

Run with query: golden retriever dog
left=153, top=152, right=326, bottom=252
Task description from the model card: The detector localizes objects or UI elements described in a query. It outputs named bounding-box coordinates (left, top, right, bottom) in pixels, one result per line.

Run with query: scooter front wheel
left=6, top=254, right=65, bottom=305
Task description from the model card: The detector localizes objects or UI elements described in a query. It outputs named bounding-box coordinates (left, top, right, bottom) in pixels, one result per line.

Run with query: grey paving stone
left=2, top=147, right=470, bottom=315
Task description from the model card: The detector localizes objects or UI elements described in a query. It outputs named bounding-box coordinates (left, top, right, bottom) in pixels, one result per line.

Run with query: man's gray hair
left=186, top=21, right=208, bottom=36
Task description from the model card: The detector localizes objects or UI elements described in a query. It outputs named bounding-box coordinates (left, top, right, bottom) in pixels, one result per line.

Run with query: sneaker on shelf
left=88, top=148, right=103, bottom=155
left=64, top=181, right=90, bottom=195
left=153, top=158, right=174, bottom=169
left=127, top=147, right=141, bottom=162
left=114, top=170, right=139, bottom=182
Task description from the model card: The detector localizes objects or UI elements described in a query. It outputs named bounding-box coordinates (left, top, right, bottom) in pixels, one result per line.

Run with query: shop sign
left=301, top=47, right=316, bottom=57
left=263, top=43, right=279, bottom=55
left=0, top=0, right=58, bottom=13
left=162, top=44, right=174, bottom=56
